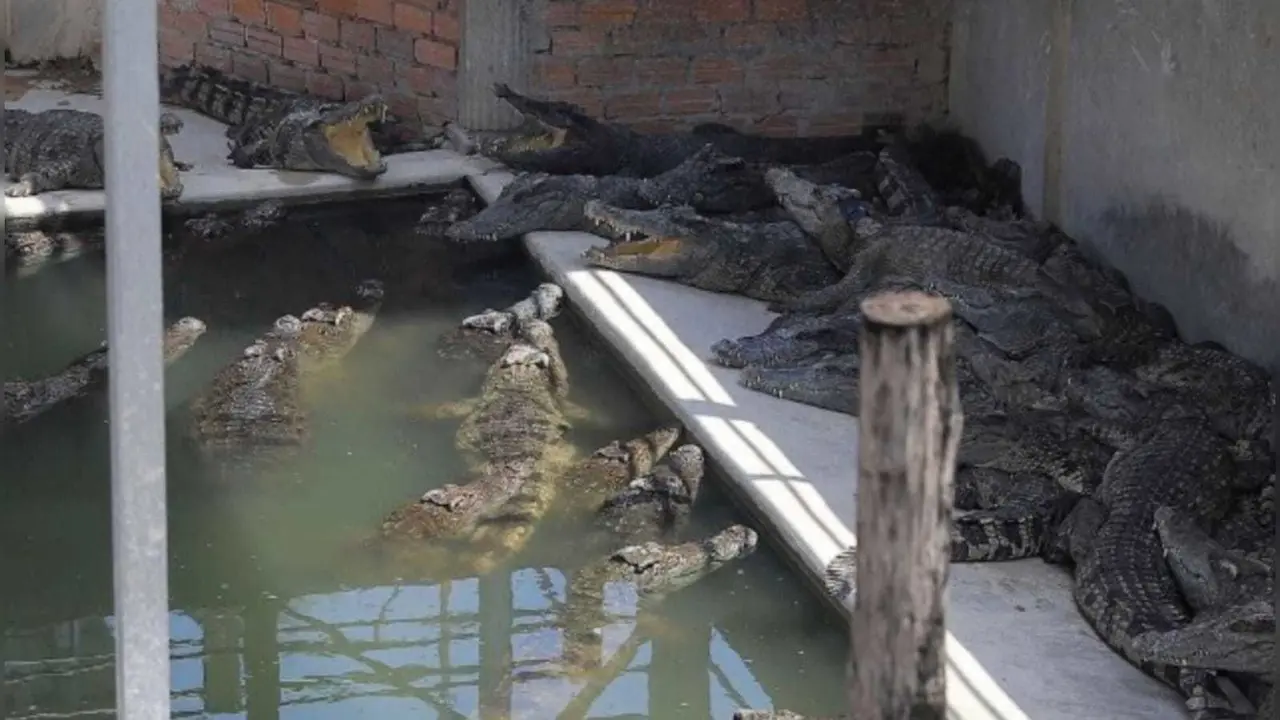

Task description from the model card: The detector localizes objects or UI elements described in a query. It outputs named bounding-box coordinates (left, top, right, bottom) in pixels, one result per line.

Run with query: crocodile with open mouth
left=481, top=83, right=884, bottom=178
left=444, top=143, right=880, bottom=243
left=556, top=524, right=759, bottom=675
left=4, top=107, right=185, bottom=198
left=188, top=279, right=385, bottom=455
left=579, top=201, right=841, bottom=304
left=3, top=317, right=207, bottom=428
left=159, top=63, right=412, bottom=178
left=374, top=319, right=574, bottom=558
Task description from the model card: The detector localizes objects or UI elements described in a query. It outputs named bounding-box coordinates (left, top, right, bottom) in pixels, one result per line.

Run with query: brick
left=302, top=11, right=339, bottom=41
left=612, top=22, right=708, bottom=53
left=346, top=81, right=379, bottom=99
left=722, top=22, right=773, bottom=45
left=545, top=88, right=603, bottom=117
left=718, top=85, right=779, bottom=115
left=633, top=3, right=692, bottom=24
left=397, top=63, right=450, bottom=95
left=356, top=0, right=394, bottom=24
left=550, top=29, right=606, bottom=57
left=418, top=95, right=456, bottom=125
left=195, top=43, right=233, bottom=71
left=392, top=3, right=433, bottom=34
left=340, top=19, right=376, bottom=49
left=808, top=112, right=865, bottom=136
left=385, top=92, right=419, bottom=120
left=663, top=87, right=719, bottom=115
left=319, top=44, right=357, bottom=74
left=754, top=0, right=807, bottom=22
left=246, top=26, right=283, bottom=54
left=357, top=55, right=396, bottom=84
left=306, top=71, right=346, bottom=99
left=163, top=8, right=210, bottom=38
left=231, top=0, right=266, bottom=25
left=159, top=28, right=196, bottom=63
left=432, top=11, right=460, bottom=42
left=835, top=17, right=869, bottom=45
left=232, top=53, right=270, bottom=82
left=603, top=90, right=661, bottom=119
left=414, top=38, right=456, bottom=69
left=282, top=36, right=319, bottom=65
left=209, top=18, right=247, bottom=46
left=694, top=0, right=748, bottom=23
left=634, top=57, right=687, bottom=86
left=268, top=60, right=308, bottom=91
left=197, top=0, right=229, bottom=15
left=579, top=0, right=636, bottom=25
left=748, top=53, right=815, bottom=82
left=534, top=56, right=577, bottom=90
left=265, top=2, right=302, bottom=36
left=318, top=0, right=359, bottom=16
left=575, top=57, right=634, bottom=87
left=691, top=57, right=742, bottom=84
left=754, top=113, right=800, bottom=137
left=376, top=26, right=416, bottom=60
left=543, top=1, right=579, bottom=27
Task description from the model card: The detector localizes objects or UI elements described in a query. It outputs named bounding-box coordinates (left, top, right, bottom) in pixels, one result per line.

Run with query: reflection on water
left=1, top=196, right=848, bottom=719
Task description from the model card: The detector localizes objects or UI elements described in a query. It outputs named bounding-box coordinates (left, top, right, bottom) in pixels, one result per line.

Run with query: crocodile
left=183, top=199, right=287, bottom=242
left=556, top=524, right=759, bottom=674
left=375, top=319, right=573, bottom=555
left=874, top=142, right=945, bottom=224
left=435, top=282, right=565, bottom=362
left=447, top=425, right=683, bottom=574
left=415, top=187, right=480, bottom=237
left=188, top=314, right=308, bottom=453
left=594, top=443, right=705, bottom=544
left=188, top=279, right=384, bottom=452
left=3, top=317, right=207, bottom=428
left=4, top=107, right=184, bottom=198
left=159, top=63, right=440, bottom=159
left=158, top=64, right=390, bottom=178
left=1060, top=416, right=1247, bottom=719
left=1128, top=505, right=1274, bottom=678
left=580, top=201, right=841, bottom=304
left=484, top=82, right=884, bottom=178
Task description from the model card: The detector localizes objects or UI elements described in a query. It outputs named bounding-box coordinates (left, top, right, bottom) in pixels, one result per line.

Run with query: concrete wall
left=5, top=0, right=102, bottom=65
left=949, top=0, right=1279, bottom=369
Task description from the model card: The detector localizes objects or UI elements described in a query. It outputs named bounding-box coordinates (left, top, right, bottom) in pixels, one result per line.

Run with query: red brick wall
left=526, top=0, right=951, bottom=135
left=157, top=0, right=950, bottom=135
left=158, top=0, right=461, bottom=125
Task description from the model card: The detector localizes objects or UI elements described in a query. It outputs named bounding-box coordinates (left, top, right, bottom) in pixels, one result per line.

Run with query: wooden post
left=849, top=291, right=962, bottom=720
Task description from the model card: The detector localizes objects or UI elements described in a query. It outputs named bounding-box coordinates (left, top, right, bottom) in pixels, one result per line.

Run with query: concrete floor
left=4, top=76, right=1192, bottom=719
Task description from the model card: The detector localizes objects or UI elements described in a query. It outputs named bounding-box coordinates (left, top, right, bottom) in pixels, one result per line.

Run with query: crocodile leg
left=6, top=160, right=81, bottom=196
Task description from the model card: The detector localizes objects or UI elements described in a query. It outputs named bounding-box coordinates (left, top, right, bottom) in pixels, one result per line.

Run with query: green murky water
left=0, top=196, right=848, bottom=719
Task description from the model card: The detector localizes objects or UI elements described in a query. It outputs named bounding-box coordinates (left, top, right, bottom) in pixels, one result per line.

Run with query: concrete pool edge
left=457, top=158, right=1189, bottom=720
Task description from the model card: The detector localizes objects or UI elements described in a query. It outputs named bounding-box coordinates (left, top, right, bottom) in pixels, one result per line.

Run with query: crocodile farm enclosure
left=3, top=59, right=1275, bottom=720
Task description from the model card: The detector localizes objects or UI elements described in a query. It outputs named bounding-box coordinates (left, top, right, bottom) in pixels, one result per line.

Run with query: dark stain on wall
left=1098, top=197, right=1278, bottom=369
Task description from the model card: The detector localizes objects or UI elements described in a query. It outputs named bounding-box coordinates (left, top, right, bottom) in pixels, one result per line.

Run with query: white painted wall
left=4, top=0, right=102, bottom=66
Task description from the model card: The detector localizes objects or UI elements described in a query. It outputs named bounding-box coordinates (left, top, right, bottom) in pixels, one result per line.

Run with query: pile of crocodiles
left=434, top=85, right=1276, bottom=719
left=4, top=63, right=444, bottom=198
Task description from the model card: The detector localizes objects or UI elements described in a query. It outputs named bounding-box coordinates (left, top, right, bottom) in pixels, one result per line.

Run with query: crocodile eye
left=693, top=192, right=705, bottom=204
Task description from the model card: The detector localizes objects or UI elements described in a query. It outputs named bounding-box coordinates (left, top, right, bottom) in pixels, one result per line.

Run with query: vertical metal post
left=102, top=0, right=171, bottom=715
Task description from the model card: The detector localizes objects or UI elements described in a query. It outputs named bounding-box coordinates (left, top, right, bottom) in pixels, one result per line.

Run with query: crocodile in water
left=4, top=107, right=184, bottom=198
left=4, top=317, right=206, bottom=428
left=187, top=279, right=384, bottom=454
left=436, top=282, right=565, bottom=363
left=375, top=319, right=573, bottom=553
left=594, top=443, right=705, bottom=544
left=580, top=201, right=841, bottom=304
left=557, top=524, right=758, bottom=674
left=452, top=425, right=683, bottom=573
left=483, top=83, right=883, bottom=178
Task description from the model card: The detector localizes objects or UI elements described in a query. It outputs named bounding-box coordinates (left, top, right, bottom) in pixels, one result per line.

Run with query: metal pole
left=102, top=0, right=171, bottom=715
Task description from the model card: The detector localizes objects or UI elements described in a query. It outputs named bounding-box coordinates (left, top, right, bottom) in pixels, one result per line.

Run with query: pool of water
left=0, top=195, right=849, bottom=719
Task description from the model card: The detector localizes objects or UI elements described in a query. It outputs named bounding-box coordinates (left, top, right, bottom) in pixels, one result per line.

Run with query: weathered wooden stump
left=848, top=291, right=962, bottom=720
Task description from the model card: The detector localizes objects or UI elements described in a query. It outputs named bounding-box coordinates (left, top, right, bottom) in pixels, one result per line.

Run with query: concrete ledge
left=463, top=163, right=1187, bottom=720
left=3, top=87, right=470, bottom=223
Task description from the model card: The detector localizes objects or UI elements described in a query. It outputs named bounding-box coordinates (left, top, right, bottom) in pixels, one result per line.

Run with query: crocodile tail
left=950, top=512, right=1046, bottom=562
left=159, top=63, right=292, bottom=129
